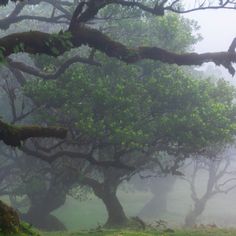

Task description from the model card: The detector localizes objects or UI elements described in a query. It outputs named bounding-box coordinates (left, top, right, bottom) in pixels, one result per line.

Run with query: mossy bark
left=0, top=120, right=67, bottom=146
left=0, top=27, right=236, bottom=75
left=0, top=200, right=20, bottom=234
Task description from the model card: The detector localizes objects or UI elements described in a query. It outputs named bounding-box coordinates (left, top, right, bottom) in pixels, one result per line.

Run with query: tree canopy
left=0, top=0, right=236, bottom=148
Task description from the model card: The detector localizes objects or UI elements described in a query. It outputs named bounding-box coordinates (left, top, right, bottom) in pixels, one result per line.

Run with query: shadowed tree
left=136, top=175, right=177, bottom=219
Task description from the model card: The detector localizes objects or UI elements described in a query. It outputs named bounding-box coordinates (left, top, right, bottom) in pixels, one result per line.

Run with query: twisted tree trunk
left=80, top=174, right=128, bottom=228
left=94, top=184, right=128, bottom=228
left=21, top=185, right=67, bottom=231
left=138, top=177, right=176, bottom=219
left=184, top=198, right=207, bottom=227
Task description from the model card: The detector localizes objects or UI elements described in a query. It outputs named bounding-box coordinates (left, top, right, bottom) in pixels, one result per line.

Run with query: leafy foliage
left=24, top=13, right=236, bottom=154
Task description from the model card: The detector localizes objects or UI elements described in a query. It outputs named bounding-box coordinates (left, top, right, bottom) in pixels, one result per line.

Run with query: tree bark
left=1, top=27, right=236, bottom=75
left=93, top=183, right=128, bottom=228
left=0, top=119, right=67, bottom=147
left=84, top=179, right=128, bottom=228
left=184, top=199, right=206, bottom=227
left=21, top=185, right=67, bottom=231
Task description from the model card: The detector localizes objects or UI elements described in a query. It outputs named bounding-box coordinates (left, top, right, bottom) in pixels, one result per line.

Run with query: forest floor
left=3, top=228, right=236, bottom=236
left=39, top=228, right=236, bottom=236
left=1, top=185, right=236, bottom=235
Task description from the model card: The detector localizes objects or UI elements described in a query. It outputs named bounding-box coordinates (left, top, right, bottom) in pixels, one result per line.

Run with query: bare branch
left=7, top=55, right=101, bottom=80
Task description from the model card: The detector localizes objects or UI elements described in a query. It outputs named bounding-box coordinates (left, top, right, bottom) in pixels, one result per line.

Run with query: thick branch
left=0, top=120, right=67, bottom=146
left=21, top=145, right=134, bottom=170
left=1, top=27, right=236, bottom=75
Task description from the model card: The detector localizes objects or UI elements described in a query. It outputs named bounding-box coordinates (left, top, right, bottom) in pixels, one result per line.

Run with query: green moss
left=0, top=201, right=40, bottom=235
left=0, top=200, right=20, bottom=234
left=0, top=120, right=22, bottom=146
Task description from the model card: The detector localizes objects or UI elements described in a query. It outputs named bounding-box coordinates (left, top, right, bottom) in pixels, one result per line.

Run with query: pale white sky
left=186, top=10, right=236, bottom=53
left=184, top=8, right=236, bottom=79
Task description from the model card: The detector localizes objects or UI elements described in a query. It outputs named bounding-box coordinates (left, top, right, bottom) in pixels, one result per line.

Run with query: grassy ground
left=37, top=228, right=236, bottom=236
left=52, top=190, right=153, bottom=230
left=51, top=181, right=236, bottom=230
left=2, top=180, right=236, bottom=234
left=1, top=228, right=236, bottom=236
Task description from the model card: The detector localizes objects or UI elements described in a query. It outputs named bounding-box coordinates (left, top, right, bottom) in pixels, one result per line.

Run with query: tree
left=9, top=7, right=236, bottom=228
left=0, top=60, right=67, bottom=235
left=136, top=175, right=177, bottom=219
left=0, top=0, right=235, bottom=159
left=183, top=145, right=236, bottom=227
left=0, top=0, right=234, bottom=151
left=22, top=56, right=236, bottom=228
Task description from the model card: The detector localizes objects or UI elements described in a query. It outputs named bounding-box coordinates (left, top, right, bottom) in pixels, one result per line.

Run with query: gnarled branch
left=1, top=27, right=236, bottom=75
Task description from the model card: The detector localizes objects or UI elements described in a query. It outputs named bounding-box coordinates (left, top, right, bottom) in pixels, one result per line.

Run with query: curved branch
left=21, top=145, right=134, bottom=170
left=8, top=14, right=69, bottom=24
left=105, top=0, right=236, bottom=16
left=7, top=55, right=101, bottom=80
left=0, top=0, right=72, bottom=29
left=1, top=27, right=236, bottom=75
left=0, top=2, right=24, bottom=29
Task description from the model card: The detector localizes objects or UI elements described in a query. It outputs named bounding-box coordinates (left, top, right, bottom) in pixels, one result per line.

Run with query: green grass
left=2, top=229, right=236, bottom=236
left=52, top=191, right=152, bottom=231
left=0, top=228, right=236, bottom=236
left=37, top=229, right=236, bottom=236
left=51, top=182, right=236, bottom=231
left=2, top=182, right=236, bottom=235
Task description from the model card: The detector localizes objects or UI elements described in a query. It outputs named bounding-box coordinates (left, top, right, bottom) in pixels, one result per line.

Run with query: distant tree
left=183, top=146, right=236, bottom=227
left=136, top=175, right=177, bottom=219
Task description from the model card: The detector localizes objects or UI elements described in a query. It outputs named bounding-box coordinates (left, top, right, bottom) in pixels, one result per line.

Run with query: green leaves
left=24, top=54, right=236, bottom=153
left=45, top=31, right=73, bottom=56
left=23, top=8, right=236, bottom=155
left=13, top=43, right=24, bottom=54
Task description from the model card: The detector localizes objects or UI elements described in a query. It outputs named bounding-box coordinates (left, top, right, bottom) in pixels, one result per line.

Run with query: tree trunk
left=21, top=186, right=67, bottom=231
left=138, top=176, right=176, bottom=219
left=138, top=195, right=167, bottom=219
left=93, top=184, right=128, bottom=228
left=184, top=199, right=206, bottom=227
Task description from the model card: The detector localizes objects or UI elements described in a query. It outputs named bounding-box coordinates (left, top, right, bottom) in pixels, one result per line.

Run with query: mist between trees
left=1, top=0, right=236, bottom=234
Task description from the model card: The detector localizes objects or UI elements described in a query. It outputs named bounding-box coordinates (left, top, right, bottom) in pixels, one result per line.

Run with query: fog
left=49, top=147, right=236, bottom=230
left=186, top=8, right=236, bottom=82
left=1, top=1, right=236, bottom=235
